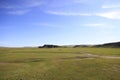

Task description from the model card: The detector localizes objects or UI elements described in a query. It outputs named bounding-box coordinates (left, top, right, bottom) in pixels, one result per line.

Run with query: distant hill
left=38, top=42, right=120, bottom=48
left=94, top=42, right=120, bottom=48
left=73, top=45, right=91, bottom=48
left=38, top=45, right=60, bottom=48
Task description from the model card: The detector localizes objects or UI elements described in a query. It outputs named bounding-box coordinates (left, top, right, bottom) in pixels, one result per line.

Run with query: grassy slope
left=0, top=48, right=120, bottom=80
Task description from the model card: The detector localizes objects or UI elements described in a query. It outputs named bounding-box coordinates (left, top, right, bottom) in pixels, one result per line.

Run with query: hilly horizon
left=94, top=41, right=120, bottom=48
left=0, top=41, right=120, bottom=48
left=0, top=0, right=120, bottom=47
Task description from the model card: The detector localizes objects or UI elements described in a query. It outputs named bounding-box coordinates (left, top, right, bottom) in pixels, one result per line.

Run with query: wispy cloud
left=33, top=23, right=62, bottom=28
left=84, top=23, right=105, bottom=27
left=46, top=11, right=92, bottom=16
left=46, top=10, right=120, bottom=20
left=96, top=11, right=120, bottom=19
left=7, top=9, right=31, bottom=15
left=0, top=0, right=43, bottom=9
left=71, top=0, right=103, bottom=4
left=102, top=4, right=120, bottom=9
left=22, top=0, right=43, bottom=8
left=83, top=23, right=115, bottom=29
left=0, top=0, right=43, bottom=15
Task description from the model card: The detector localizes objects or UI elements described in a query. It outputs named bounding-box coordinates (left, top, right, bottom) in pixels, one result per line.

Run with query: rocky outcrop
left=38, top=45, right=60, bottom=48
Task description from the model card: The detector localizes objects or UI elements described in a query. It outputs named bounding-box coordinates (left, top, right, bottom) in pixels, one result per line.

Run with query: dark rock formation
left=38, top=45, right=60, bottom=48
left=74, top=45, right=89, bottom=48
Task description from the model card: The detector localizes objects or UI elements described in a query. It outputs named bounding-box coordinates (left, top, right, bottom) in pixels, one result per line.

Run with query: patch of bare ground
left=59, top=53, right=120, bottom=61
left=82, top=53, right=120, bottom=59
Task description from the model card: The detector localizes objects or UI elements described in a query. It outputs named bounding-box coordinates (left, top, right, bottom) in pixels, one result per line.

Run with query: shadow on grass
left=60, top=56, right=95, bottom=60
left=3, top=58, right=46, bottom=63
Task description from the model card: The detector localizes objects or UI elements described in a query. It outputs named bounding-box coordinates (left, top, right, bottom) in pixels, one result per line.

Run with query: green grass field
left=0, top=47, right=120, bottom=80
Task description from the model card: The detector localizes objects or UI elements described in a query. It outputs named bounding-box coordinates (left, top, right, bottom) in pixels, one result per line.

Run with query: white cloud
left=46, top=11, right=92, bottom=16
left=46, top=10, right=120, bottom=20
left=72, top=0, right=103, bottom=4
left=102, top=4, right=120, bottom=8
left=0, top=0, right=43, bottom=9
left=83, top=23, right=115, bottom=29
left=23, top=0, right=43, bottom=8
left=0, top=0, right=43, bottom=15
left=70, top=0, right=88, bottom=4
left=84, top=23, right=105, bottom=27
left=7, top=9, right=31, bottom=15
left=0, top=5, right=14, bottom=9
left=96, top=11, right=120, bottom=19
left=33, top=23, right=61, bottom=28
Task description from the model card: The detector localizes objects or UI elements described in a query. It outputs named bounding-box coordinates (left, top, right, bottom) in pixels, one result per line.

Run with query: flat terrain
left=0, top=47, right=120, bottom=80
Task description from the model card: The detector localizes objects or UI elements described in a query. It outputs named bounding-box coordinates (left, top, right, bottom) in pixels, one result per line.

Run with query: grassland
left=0, top=47, right=120, bottom=80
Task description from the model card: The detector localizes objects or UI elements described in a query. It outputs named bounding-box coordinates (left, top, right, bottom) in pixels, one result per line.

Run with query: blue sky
left=0, top=0, right=120, bottom=47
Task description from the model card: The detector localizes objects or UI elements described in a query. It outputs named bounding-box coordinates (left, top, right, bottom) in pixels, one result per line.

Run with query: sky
left=0, top=0, right=120, bottom=47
